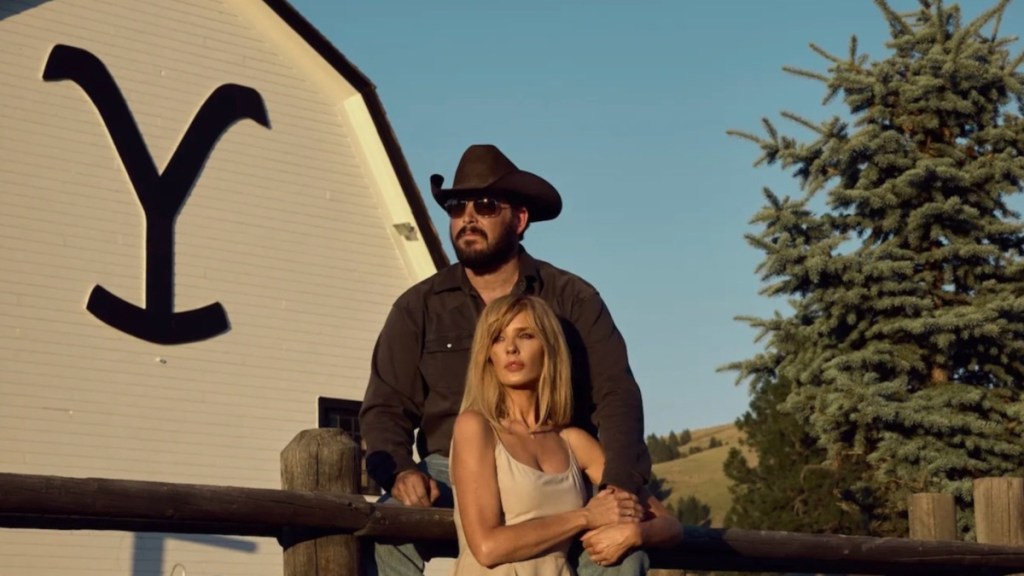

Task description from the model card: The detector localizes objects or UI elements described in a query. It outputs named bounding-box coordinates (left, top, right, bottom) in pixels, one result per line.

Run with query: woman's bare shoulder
left=559, top=426, right=597, bottom=444
left=456, top=409, right=487, bottom=425
left=454, top=410, right=493, bottom=442
left=559, top=426, right=604, bottom=477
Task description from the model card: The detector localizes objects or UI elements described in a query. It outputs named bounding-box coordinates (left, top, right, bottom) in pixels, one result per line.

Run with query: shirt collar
left=517, top=249, right=542, bottom=295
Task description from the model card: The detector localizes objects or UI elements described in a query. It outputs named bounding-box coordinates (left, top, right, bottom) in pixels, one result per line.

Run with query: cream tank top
left=451, top=432, right=587, bottom=576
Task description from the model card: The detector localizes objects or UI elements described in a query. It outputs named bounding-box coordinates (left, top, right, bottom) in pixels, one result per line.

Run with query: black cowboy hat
left=430, top=144, right=562, bottom=222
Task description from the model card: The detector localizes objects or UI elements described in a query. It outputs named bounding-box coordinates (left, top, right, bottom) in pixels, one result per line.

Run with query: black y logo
left=43, top=44, right=270, bottom=345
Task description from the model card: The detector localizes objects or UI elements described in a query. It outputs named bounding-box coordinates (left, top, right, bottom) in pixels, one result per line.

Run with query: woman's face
left=490, top=310, right=545, bottom=388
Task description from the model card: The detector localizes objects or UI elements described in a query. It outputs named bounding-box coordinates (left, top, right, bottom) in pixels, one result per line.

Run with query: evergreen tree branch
left=724, top=129, right=763, bottom=145
left=762, top=117, right=779, bottom=141
left=968, top=0, right=1011, bottom=37
left=809, top=43, right=843, bottom=65
left=951, top=0, right=1009, bottom=56
left=873, top=0, right=911, bottom=37
left=783, top=66, right=830, bottom=84
left=991, top=0, right=1004, bottom=42
left=1008, top=50, right=1024, bottom=73
left=781, top=111, right=827, bottom=136
left=934, top=0, right=947, bottom=44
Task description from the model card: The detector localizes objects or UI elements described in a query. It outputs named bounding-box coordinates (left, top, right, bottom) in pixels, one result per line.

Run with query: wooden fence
left=3, top=428, right=1024, bottom=575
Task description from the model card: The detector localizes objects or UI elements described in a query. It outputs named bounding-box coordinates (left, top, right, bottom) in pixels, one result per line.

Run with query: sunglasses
left=443, top=197, right=509, bottom=219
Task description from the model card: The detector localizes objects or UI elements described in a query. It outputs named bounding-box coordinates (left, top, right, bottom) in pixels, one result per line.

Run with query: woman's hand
left=585, top=485, right=685, bottom=567
left=583, top=487, right=644, bottom=529
left=581, top=523, right=642, bottom=566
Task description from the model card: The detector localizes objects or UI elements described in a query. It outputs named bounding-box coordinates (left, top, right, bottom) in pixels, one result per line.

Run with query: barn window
left=317, top=397, right=380, bottom=496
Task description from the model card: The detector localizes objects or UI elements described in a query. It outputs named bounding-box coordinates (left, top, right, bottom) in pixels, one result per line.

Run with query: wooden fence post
left=974, top=477, right=1024, bottom=546
left=281, top=428, right=360, bottom=576
left=908, top=493, right=957, bottom=541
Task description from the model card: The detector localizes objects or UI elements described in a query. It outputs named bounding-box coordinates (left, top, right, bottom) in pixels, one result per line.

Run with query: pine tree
left=646, top=433, right=676, bottom=464
left=678, top=428, right=693, bottom=446
left=667, top=430, right=681, bottom=452
left=648, top=471, right=673, bottom=501
left=727, top=0, right=1024, bottom=536
left=668, top=495, right=713, bottom=527
left=723, top=371, right=872, bottom=534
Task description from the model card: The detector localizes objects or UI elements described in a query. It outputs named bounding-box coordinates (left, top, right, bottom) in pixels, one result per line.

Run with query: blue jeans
left=366, top=454, right=649, bottom=576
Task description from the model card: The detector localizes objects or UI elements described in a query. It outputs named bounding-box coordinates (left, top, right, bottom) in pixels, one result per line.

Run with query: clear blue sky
left=287, top=1, right=1024, bottom=435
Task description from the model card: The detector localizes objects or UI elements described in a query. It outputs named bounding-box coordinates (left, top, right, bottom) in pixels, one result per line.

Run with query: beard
left=453, top=218, right=519, bottom=273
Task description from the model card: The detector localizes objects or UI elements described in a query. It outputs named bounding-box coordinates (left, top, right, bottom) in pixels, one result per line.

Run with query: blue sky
left=287, top=1, right=1024, bottom=435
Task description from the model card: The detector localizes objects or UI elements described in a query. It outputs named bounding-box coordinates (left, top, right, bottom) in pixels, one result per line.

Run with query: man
left=360, top=144, right=651, bottom=575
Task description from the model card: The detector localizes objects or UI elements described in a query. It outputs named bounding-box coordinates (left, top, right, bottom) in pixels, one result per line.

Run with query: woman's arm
left=581, top=487, right=684, bottom=566
left=564, top=426, right=682, bottom=565
left=451, top=411, right=637, bottom=568
left=561, top=427, right=607, bottom=486
left=562, top=427, right=644, bottom=518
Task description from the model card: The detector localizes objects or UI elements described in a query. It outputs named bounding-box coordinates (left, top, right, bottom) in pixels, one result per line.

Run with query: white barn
left=0, top=0, right=448, bottom=574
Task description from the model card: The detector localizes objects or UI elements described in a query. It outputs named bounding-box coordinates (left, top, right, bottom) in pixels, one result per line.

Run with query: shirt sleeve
left=573, top=293, right=652, bottom=494
left=359, top=302, right=424, bottom=491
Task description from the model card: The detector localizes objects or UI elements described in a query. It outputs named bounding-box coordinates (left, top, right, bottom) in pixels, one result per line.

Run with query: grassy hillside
left=651, top=423, right=754, bottom=527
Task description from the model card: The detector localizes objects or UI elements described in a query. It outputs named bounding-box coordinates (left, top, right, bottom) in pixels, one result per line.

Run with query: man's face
left=446, top=196, right=526, bottom=271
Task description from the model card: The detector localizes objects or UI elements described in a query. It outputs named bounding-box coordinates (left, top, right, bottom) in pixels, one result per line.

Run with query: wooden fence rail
left=0, top=471, right=454, bottom=540
left=3, top=429, right=1024, bottom=575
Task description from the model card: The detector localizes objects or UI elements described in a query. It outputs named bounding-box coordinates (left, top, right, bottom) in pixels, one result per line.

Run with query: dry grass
left=651, top=422, right=753, bottom=527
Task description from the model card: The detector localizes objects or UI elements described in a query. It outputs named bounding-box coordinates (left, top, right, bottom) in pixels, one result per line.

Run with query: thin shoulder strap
left=559, top=428, right=580, bottom=467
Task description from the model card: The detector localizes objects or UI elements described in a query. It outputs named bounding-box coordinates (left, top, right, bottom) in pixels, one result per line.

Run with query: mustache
left=456, top=225, right=488, bottom=241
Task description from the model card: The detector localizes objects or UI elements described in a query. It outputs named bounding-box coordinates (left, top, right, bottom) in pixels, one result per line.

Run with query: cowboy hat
left=430, top=144, right=562, bottom=222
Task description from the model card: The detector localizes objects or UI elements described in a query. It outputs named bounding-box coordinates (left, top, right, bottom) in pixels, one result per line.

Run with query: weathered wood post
left=908, top=493, right=957, bottom=541
left=974, top=478, right=1024, bottom=546
left=281, top=428, right=361, bottom=576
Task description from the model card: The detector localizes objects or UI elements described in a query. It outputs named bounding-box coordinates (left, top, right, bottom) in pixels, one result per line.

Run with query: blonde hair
left=460, top=295, right=572, bottom=429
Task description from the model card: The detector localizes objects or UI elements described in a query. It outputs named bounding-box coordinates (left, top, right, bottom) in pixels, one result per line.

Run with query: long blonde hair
left=460, top=294, right=572, bottom=429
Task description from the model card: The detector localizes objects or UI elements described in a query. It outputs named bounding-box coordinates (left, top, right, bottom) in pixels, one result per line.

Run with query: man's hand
left=391, top=468, right=440, bottom=507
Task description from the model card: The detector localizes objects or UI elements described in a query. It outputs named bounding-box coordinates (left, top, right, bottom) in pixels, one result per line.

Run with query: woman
left=450, top=294, right=682, bottom=575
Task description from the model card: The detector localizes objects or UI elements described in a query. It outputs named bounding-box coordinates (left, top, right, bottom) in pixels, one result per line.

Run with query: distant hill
left=651, top=423, right=754, bottom=527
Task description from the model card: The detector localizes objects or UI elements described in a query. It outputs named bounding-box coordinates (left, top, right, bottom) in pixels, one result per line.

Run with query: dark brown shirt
left=359, top=250, right=651, bottom=494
